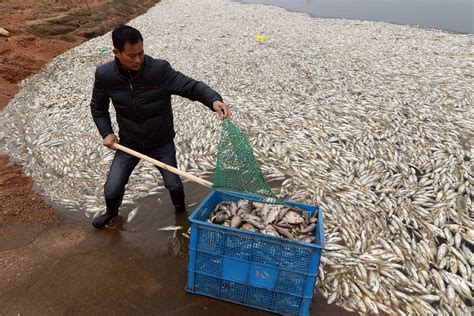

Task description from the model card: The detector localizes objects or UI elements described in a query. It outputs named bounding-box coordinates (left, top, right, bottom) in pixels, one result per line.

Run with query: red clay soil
left=0, top=0, right=160, bottom=225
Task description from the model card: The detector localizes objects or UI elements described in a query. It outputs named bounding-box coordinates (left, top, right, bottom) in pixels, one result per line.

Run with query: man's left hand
left=212, top=100, right=231, bottom=119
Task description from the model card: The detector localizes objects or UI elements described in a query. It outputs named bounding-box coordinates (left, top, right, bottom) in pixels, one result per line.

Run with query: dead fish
left=301, top=222, right=316, bottom=234
left=272, top=225, right=295, bottom=240
left=241, top=223, right=257, bottom=232
left=157, top=225, right=183, bottom=231
left=242, top=216, right=264, bottom=230
left=211, top=211, right=229, bottom=224
left=277, top=206, right=290, bottom=221
left=262, top=225, right=280, bottom=237
left=283, top=211, right=304, bottom=224
left=259, top=203, right=270, bottom=219
left=230, top=215, right=242, bottom=228
left=126, top=207, right=138, bottom=223
left=237, top=199, right=252, bottom=212
left=263, top=206, right=280, bottom=225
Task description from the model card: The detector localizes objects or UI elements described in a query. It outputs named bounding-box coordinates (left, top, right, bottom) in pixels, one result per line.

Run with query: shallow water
left=120, top=178, right=285, bottom=256
left=120, top=180, right=209, bottom=256
left=239, top=0, right=474, bottom=33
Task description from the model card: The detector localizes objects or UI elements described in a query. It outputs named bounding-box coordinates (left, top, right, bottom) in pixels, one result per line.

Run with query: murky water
left=118, top=178, right=285, bottom=257
left=239, top=0, right=474, bottom=33
left=101, top=180, right=210, bottom=257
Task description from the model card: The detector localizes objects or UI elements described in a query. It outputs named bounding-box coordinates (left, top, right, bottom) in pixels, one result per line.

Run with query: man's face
left=114, top=41, right=144, bottom=71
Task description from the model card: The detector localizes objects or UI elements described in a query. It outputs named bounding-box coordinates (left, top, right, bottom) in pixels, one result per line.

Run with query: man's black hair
left=112, top=25, right=143, bottom=52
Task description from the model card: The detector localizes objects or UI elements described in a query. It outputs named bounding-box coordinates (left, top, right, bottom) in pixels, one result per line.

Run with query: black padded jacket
left=90, top=55, right=222, bottom=150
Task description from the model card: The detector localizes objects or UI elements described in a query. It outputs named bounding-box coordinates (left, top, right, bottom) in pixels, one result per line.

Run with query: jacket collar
left=114, top=56, right=147, bottom=80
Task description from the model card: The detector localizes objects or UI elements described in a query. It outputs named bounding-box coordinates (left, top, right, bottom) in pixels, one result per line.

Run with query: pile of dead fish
left=0, top=0, right=472, bottom=315
left=208, top=199, right=317, bottom=243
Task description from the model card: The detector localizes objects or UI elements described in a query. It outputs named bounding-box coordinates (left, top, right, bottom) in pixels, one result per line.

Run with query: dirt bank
left=0, top=0, right=160, bottom=225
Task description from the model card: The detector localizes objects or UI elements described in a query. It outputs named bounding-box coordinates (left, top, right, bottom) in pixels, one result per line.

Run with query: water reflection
left=114, top=180, right=211, bottom=255
left=239, top=0, right=473, bottom=33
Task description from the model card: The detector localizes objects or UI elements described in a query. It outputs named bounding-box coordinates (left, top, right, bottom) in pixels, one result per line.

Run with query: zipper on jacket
left=128, top=72, right=145, bottom=148
left=129, top=81, right=136, bottom=111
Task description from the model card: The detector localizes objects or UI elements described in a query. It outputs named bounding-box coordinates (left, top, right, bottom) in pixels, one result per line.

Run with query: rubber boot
left=169, top=188, right=186, bottom=212
left=92, top=195, right=123, bottom=229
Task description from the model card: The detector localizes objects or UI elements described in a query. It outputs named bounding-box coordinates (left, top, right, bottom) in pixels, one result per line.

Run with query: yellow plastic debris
left=256, top=35, right=266, bottom=41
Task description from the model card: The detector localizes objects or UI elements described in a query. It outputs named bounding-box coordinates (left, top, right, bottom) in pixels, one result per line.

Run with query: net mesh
left=213, top=119, right=280, bottom=203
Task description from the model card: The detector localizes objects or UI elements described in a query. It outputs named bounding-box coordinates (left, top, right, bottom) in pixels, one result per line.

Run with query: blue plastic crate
left=186, top=190, right=325, bottom=315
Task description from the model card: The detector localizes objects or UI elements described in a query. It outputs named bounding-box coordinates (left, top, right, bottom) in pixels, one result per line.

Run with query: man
left=90, top=25, right=230, bottom=229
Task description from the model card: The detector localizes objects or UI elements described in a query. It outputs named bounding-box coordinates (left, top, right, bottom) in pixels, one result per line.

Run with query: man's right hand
left=102, top=133, right=118, bottom=150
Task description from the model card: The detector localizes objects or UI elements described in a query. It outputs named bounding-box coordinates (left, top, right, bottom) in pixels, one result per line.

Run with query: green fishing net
left=213, top=119, right=281, bottom=203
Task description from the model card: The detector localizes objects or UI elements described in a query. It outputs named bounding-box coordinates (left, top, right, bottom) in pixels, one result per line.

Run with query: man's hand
left=102, top=133, right=118, bottom=150
left=212, top=100, right=231, bottom=119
